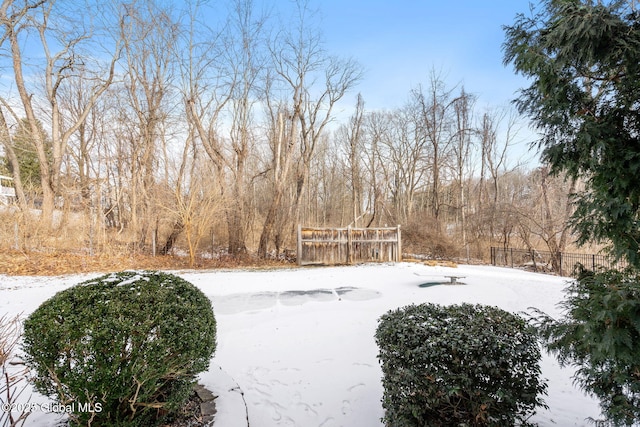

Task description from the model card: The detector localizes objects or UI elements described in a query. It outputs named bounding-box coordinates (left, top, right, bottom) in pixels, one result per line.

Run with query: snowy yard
left=1, top=263, right=602, bottom=426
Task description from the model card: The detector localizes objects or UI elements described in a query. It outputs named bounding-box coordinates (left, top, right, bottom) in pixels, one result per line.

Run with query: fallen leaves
left=0, top=250, right=294, bottom=276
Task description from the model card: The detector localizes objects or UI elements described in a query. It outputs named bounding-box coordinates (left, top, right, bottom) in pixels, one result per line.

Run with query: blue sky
left=313, top=0, right=535, bottom=111
left=298, top=0, right=541, bottom=164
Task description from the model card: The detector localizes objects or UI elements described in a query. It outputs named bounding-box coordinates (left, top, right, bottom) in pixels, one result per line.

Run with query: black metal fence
left=490, top=247, right=628, bottom=277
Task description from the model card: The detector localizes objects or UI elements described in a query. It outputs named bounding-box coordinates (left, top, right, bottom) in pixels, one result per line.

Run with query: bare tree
left=167, top=132, right=224, bottom=265
left=257, top=98, right=298, bottom=258
left=0, top=0, right=120, bottom=228
left=181, top=0, right=268, bottom=255
left=290, top=53, right=362, bottom=228
left=257, top=0, right=362, bottom=257
left=336, top=93, right=365, bottom=227
left=361, top=110, right=392, bottom=227
left=473, top=107, right=520, bottom=244
left=59, top=77, right=97, bottom=210
left=118, top=0, right=179, bottom=250
left=478, top=108, right=520, bottom=206
left=224, top=0, right=268, bottom=254
left=516, top=166, right=577, bottom=271
left=411, top=72, right=456, bottom=226
left=451, top=88, right=475, bottom=258
left=380, top=106, right=428, bottom=223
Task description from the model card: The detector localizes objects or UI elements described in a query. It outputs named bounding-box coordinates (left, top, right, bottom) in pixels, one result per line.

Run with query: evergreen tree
left=505, top=2, right=640, bottom=425
left=503, top=0, right=640, bottom=266
left=6, top=119, right=51, bottom=192
left=0, top=155, right=9, bottom=176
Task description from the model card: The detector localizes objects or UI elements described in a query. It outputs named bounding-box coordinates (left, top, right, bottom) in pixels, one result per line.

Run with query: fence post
left=396, top=225, right=402, bottom=262
left=297, top=224, right=303, bottom=266
left=211, top=229, right=215, bottom=258
left=510, top=248, right=514, bottom=268
left=13, top=220, right=19, bottom=250
left=592, top=254, right=596, bottom=271
left=152, top=228, right=156, bottom=257
left=558, top=252, right=562, bottom=276
left=347, top=226, right=353, bottom=264
left=530, top=248, right=537, bottom=272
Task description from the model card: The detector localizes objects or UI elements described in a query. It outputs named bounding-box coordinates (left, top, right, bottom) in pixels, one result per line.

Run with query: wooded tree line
left=0, top=0, right=579, bottom=264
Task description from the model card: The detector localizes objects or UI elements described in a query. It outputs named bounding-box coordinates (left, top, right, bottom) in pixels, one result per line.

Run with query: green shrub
left=531, top=266, right=640, bottom=426
left=22, top=270, right=216, bottom=427
left=375, top=303, right=547, bottom=427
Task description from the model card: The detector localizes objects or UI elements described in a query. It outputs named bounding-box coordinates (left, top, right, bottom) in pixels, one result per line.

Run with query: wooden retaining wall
left=297, top=225, right=401, bottom=266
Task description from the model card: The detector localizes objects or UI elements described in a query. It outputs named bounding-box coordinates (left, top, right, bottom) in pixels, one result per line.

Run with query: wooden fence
left=297, top=225, right=402, bottom=266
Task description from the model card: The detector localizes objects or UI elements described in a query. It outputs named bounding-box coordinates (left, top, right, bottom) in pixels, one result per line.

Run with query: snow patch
left=1, top=264, right=603, bottom=427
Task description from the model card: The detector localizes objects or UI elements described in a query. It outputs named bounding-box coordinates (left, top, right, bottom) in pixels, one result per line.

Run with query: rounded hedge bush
left=22, top=270, right=216, bottom=427
left=375, top=303, right=547, bottom=427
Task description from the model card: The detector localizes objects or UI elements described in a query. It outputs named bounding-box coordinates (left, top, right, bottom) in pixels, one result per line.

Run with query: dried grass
left=423, top=259, right=458, bottom=268
left=0, top=250, right=296, bottom=276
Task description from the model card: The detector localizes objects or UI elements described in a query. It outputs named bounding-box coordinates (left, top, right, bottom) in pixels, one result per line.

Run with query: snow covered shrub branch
left=376, top=303, right=547, bottom=426
left=0, top=314, right=30, bottom=427
left=21, top=271, right=217, bottom=427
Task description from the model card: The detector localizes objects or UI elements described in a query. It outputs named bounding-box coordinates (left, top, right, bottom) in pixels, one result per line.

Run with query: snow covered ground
left=1, top=263, right=603, bottom=426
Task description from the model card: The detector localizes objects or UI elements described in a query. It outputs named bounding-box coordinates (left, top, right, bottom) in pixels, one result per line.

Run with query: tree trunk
left=226, top=211, right=246, bottom=255
left=160, top=221, right=184, bottom=255
left=258, top=186, right=284, bottom=258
